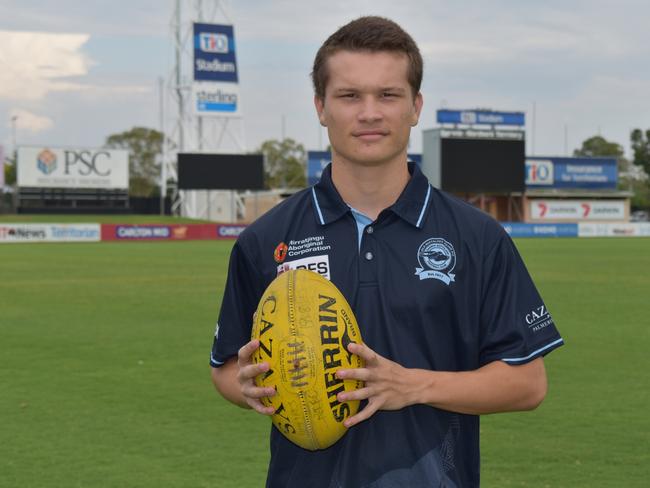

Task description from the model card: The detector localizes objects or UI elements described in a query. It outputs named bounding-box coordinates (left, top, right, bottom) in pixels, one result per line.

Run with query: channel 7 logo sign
left=199, top=32, right=228, bottom=53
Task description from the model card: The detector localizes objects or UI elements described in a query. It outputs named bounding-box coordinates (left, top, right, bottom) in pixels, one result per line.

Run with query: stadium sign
left=306, top=151, right=422, bottom=186
left=192, top=82, right=241, bottom=117
left=307, top=151, right=331, bottom=186
left=439, top=129, right=524, bottom=140
left=579, top=222, right=650, bottom=237
left=501, top=223, right=578, bottom=238
left=101, top=224, right=245, bottom=241
left=193, top=23, right=238, bottom=83
left=526, top=157, right=617, bottom=189
left=17, top=146, right=129, bottom=189
left=529, top=199, right=626, bottom=221
left=217, top=225, right=246, bottom=238
left=437, top=109, right=525, bottom=126
left=0, top=224, right=100, bottom=243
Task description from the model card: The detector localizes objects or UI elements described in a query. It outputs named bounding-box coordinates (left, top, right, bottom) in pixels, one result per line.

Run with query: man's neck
left=330, top=156, right=411, bottom=221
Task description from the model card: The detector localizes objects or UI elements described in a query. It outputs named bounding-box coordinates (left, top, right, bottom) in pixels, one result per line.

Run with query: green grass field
left=1, top=237, right=649, bottom=487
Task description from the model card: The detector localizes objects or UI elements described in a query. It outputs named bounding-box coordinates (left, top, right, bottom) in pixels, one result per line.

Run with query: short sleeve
left=210, top=240, right=265, bottom=367
left=479, top=229, right=563, bottom=366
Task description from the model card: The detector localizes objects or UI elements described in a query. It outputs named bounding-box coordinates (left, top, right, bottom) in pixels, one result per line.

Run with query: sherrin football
left=251, top=269, right=365, bottom=451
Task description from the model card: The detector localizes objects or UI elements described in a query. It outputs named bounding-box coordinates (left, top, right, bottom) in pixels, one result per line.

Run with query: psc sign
left=525, top=160, right=554, bottom=186
left=64, top=150, right=113, bottom=176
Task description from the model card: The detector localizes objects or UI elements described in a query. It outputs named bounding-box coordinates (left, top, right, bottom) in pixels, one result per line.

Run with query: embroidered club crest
left=415, top=238, right=456, bottom=285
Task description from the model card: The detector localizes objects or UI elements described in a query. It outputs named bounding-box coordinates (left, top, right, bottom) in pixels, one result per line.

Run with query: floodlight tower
left=164, top=0, right=246, bottom=221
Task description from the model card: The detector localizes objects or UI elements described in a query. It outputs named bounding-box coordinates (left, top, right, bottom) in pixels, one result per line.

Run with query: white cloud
left=8, top=108, right=54, bottom=133
left=0, top=30, right=91, bottom=101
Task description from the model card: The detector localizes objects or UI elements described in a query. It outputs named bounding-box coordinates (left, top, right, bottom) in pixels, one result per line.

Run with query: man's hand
left=334, top=342, right=548, bottom=428
left=212, top=339, right=276, bottom=415
left=236, top=339, right=277, bottom=415
left=335, top=342, right=420, bottom=428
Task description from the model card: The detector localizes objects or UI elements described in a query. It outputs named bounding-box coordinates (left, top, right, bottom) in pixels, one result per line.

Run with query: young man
left=210, top=16, right=563, bottom=487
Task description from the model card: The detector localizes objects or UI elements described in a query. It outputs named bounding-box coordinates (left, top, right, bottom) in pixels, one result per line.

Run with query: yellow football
left=251, top=269, right=365, bottom=451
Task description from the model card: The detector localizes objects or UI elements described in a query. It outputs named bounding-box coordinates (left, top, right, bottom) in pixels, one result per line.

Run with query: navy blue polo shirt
left=211, top=163, right=563, bottom=487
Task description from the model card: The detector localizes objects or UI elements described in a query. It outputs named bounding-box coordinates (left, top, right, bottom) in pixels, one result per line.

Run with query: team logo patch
left=415, top=238, right=456, bottom=285
left=274, top=242, right=288, bottom=263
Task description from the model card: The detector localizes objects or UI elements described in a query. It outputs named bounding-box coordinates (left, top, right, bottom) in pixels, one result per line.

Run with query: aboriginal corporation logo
left=274, top=242, right=288, bottom=263
left=415, top=238, right=456, bottom=285
left=37, top=149, right=57, bottom=175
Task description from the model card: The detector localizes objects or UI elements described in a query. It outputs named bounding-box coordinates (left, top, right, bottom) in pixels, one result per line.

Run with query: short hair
left=311, top=16, right=423, bottom=100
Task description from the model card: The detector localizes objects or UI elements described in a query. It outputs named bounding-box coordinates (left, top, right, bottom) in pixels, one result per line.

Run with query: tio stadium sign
left=526, top=157, right=617, bottom=190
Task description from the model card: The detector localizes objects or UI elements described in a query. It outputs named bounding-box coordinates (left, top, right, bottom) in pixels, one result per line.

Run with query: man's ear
left=314, top=95, right=327, bottom=127
left=411, top=92, right=423, bottom=126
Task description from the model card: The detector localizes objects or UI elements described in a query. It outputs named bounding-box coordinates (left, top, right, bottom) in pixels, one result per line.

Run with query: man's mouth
left=353, top=130, right=389, bottom=142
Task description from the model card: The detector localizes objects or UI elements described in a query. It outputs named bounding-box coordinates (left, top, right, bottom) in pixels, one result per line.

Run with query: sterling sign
left=17, top=146, right=129, bottom=189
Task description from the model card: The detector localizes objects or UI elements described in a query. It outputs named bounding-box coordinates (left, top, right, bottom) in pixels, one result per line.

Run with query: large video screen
left=441, top=138, right=525, bottom=193
left=177, top=153, right=264, bottom=190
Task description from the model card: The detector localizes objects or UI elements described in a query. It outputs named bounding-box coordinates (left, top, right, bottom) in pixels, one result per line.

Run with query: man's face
left=314, top=50, right=423, bottom=167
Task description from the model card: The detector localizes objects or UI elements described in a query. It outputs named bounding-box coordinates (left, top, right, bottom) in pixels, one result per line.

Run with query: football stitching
left=288, top=271, right=317, bottom=449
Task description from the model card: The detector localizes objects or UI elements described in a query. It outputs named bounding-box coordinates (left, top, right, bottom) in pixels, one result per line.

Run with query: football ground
left=1, top=231, right=649, bottom=487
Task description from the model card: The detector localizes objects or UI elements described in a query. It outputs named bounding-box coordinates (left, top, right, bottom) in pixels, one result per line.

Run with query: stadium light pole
left=159, top=76, right=166, bottom=216
left=11, top=115, right=18, bottom=159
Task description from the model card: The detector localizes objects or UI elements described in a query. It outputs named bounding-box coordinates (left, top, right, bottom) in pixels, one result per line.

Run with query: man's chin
left=336, top=149, right=407, bottom=168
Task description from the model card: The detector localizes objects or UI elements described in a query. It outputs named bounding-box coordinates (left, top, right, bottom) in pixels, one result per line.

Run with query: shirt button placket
left=360, top=225, right=377, bottom=282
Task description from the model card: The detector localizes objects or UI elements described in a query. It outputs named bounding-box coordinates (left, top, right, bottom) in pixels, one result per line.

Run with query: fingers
left=337, top=386, right=372, bottom=403
left=236, top=339, right=276, bottom=415
left=336, top=367, right=371, bottom=382
left=245, top=393, right=276, bottom=416
left=347, top=341, right=379, bottom=364
left=344, top=401, right=378, bottom=428
left=238, top=339, right=260, bottom=365
left=238, top=360, right=269, bottom=382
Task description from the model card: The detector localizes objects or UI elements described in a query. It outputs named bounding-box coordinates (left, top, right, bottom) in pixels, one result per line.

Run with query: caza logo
left=525, top=305, right=553, bottom=332
left=37, top=149, right=57, bottom=175
left=415, top=238, right=456, bottom=285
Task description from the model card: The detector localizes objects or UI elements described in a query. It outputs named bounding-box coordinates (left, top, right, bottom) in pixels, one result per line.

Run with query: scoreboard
left=422, top=128, right=525, bottom=193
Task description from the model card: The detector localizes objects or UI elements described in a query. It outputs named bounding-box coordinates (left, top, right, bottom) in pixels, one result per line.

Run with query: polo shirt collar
left=311, top=162, right=432, bottom=229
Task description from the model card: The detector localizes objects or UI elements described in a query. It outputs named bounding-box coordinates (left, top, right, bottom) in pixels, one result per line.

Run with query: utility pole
left=11, top=115, right=18, bottom=159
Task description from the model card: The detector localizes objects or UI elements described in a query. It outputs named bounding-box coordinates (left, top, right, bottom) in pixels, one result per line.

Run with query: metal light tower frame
left=163, top=0, right=246, bottom=221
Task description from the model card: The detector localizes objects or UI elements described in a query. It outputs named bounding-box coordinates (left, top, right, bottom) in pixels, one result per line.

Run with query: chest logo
left=415, top=238, right=456, bottom=285
left=274, top=242, right=288, bottom=263
left=277, top=254, right=331, bottom=280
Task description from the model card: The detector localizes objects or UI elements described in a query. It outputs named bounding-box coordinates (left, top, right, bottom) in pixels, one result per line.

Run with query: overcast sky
left=1, top=0, right=649, bottom=159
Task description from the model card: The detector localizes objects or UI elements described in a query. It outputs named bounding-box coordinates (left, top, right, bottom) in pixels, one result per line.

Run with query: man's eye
left=382, top=92, right=396, bottom=98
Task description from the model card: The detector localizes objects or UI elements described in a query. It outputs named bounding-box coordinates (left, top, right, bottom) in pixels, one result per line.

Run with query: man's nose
left=357, top=97, right=383, bottom=123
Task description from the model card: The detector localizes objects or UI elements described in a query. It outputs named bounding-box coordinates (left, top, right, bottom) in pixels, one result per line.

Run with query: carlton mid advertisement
left=17, top=146, right=129, bottom=189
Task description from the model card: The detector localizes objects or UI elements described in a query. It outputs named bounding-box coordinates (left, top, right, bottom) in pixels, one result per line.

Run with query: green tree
left=105, top=127, right=164, bottom=197
left=630, top=128, right=650, bottom=176
left=573, top=135, right=624, bottom=158
left=256, top=138, right=307, bottom=189
left=3, top=156, right=16, bottom=186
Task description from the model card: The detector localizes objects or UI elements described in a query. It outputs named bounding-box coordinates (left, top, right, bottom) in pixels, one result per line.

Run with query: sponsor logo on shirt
left=525, top=305, right=553, bottom=332
left=274, top=242, right=288, bottom=263
left=415, top=238, right=456, bottom=285
left=277, top=254, right=330, bottom=280
left=286, top=235, right=332, bottom=257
